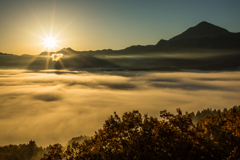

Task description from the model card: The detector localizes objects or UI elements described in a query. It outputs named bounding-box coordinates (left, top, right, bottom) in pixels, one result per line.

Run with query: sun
left=43, top=36, right=57, bottom=50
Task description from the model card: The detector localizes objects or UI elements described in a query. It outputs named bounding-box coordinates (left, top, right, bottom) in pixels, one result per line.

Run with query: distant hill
left=0, top=52, right=32, bottom=69
left=1, top=21, right=240, bottom=71
left=155, top=21, right=240, bottom=50
left=170, top=21, right=229, bottom=40
left=27, top=48, right=119, bottom=70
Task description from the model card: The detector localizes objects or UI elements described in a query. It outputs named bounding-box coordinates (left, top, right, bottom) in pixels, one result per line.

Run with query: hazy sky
left=0, top=0, right=240, bottom=55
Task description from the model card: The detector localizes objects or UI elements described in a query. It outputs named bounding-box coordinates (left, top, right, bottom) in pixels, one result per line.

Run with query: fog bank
left=0, top=70, right=240, bottom=147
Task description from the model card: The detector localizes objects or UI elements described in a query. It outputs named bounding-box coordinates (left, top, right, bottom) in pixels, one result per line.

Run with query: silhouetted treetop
left=41, top=105, right=240, bottom=160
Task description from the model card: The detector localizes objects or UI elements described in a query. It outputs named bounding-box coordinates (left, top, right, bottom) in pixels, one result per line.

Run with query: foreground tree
left=0, top=140, right=45, bottom=160
left=41, top=107, right=240, bottom=160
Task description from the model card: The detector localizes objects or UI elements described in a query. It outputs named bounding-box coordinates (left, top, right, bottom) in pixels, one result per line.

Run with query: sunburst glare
left=43, top=36, right=58, bottom=51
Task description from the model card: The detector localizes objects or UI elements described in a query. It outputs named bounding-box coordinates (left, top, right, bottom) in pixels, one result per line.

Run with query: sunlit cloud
left=51, top=53, right=63, bottom=61
left=0, top=70, right=240, bottom=147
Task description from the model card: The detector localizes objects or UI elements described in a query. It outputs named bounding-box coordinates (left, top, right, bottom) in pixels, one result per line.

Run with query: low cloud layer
left=0, top=70, right=240, bottom=147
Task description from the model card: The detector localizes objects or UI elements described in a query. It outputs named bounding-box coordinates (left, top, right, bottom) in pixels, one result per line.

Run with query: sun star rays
left=25, top=2, right=74, bottom=70
left=43, top=36, right=58, bottom=51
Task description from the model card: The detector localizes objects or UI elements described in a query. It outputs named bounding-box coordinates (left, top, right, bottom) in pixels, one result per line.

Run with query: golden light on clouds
left=51, top=53, right=63, bottom=61
left=1, top=70, right=240, bottom=146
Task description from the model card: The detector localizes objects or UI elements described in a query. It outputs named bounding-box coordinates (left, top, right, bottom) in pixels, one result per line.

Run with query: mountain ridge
left=1, top=21, right=240, bottom=71
left=169, top=21, right=230, bottom=41
left=155, top=21, right=240, bottom=50
left=35, top=21, right=239, bottom=55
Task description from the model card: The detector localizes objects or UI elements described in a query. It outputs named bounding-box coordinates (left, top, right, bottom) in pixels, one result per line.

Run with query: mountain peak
left=169, top=21, right=229, bottom=41
left=196, top=21, right=212, bottom=26
left=195, top=21, right=227, bottom=31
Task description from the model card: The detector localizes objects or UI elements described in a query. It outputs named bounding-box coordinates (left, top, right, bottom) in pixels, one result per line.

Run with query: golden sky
left=0, top=0, right=240, bottom=55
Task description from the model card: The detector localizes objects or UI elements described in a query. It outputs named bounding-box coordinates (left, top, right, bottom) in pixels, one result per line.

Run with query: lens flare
left=43, top=36, right=57, bottom=50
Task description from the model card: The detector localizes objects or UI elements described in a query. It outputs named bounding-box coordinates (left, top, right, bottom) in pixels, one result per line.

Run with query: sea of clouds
left=0, top=70, right=240, bottom=147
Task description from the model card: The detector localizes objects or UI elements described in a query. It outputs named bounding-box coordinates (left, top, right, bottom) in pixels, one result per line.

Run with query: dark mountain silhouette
left=1, top=21, right=240, bottom=71
left=27, top=48, right=119, bottom=70
left=119, top=45, right=154, bottom=54
left=155, top=21, right=240, bottom=50
left=0, top=52, right=32, bottom=69
left=170, top=21, right=229, bottom=41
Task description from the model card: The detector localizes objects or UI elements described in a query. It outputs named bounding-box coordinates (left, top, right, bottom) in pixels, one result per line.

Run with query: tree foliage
left=187, top=105, right=240, bottom=124
left=41, top=106, right=240, bottom=160
left=0, top=140, right=46, bottom=160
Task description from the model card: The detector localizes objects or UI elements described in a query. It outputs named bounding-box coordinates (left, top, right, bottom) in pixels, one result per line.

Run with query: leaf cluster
left=41, top=107, right=240, bottom=160
left=0, top=140, right=45, bottom=160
